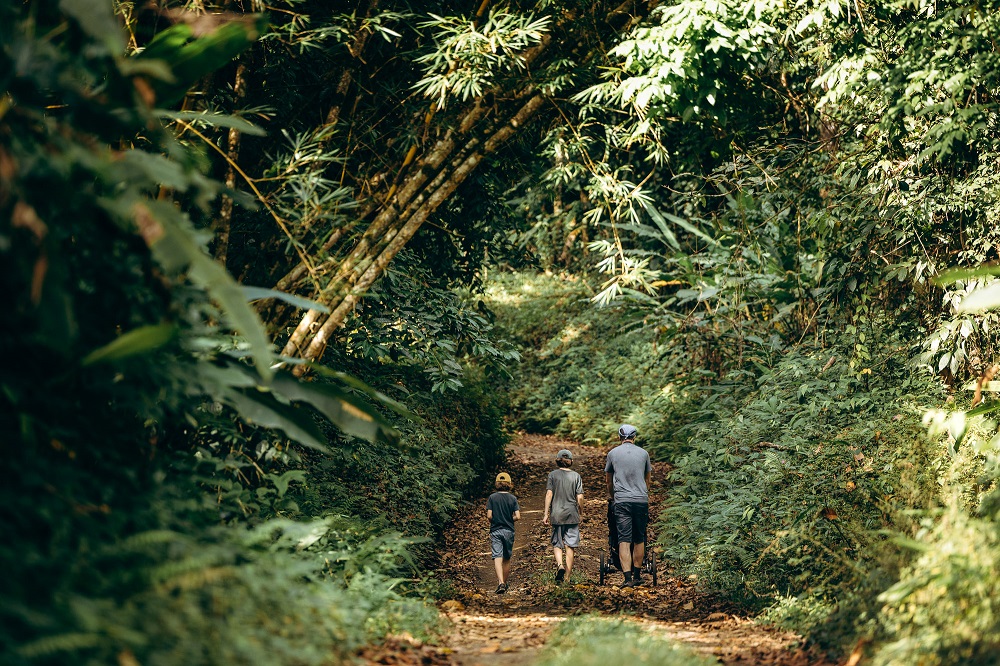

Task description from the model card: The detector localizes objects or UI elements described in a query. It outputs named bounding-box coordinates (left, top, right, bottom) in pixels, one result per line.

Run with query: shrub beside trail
left=486, top=271, right=967, bottom=658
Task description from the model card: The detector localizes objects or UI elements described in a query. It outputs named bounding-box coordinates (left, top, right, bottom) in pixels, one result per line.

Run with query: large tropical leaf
left=133, top=15, right=268, bottom=106
left=136, top=201, right=274, bottom=380
left=220, top=386, right=328, bottom=452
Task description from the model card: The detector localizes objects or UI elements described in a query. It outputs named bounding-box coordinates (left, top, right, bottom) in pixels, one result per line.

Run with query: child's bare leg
left=494, top=557, right=505, bottom=584
left=565, top=547, right=575, bottom=577
left=502, top=557, right=511, bottom=584
left=553, top=546, right=564, bottom=569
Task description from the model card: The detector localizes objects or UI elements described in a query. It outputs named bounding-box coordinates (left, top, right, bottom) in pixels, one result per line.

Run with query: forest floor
left=359, top=434, right=837, bottom=666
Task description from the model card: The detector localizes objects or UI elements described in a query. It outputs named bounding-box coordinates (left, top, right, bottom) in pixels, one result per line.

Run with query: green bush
left=661, top=340, right=945, bottom=651
left=873, top=506, right=1000, bottom=666
left=297, top=366, right=508, bottom=550
left=8, top=514, right=438, bottom=666
left=486, top=272, right=697, bottom=453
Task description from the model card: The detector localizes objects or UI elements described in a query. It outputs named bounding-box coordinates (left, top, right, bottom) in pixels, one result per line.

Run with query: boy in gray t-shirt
left=543, top=449, right=584, bottom=583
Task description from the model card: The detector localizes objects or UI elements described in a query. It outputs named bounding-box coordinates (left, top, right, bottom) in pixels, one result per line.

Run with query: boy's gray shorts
left=490, top=528, right=514, bottom=559
left=550, top=524, right=580, bottom=549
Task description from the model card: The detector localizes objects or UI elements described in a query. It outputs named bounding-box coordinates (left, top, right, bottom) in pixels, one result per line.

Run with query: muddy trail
left=361, top=434, right=835, bottom=666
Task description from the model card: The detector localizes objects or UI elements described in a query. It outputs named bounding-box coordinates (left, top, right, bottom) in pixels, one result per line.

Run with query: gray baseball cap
left=556, top=449, right=573, bottom=460
left=618, top=424, right=637, bottom=439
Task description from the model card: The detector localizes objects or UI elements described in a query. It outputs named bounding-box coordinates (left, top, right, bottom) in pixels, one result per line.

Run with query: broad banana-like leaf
left=192, top=358, right=399, bottom=445
left=133, top=15, right=268, bottom=106
left=935, top=264, right=1000, bottom=285
left=221, top=386, right=328, bottom=452
left=278, top=356, right=416, bottom=420
left=60, top=0, right=124, bottom=53
left=157, top=110, right=267, bottom=136
left=139, top=201, right=273, bottom=380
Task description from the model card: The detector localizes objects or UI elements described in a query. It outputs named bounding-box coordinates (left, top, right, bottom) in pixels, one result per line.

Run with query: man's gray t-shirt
left=604, top=443, right=652, bottom=504
left=546, top=469, right=583, bottom=525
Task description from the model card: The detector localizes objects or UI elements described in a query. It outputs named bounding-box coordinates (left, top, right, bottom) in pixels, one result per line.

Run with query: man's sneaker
left=501, top=583, right=509, bottom=593
left=618, top=575, right=635, bottom=588
left=633, top=575, right=645, bottom=587
left=496, top=584, right=505, bottom=594
left=555, top=568, right=566, bottom=583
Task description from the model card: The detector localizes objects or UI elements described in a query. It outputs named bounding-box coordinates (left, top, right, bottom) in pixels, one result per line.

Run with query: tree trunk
left=272, top=2, right=653, bottom=368
left=283, top=94, right=547, bottom=368
left=215, top=61, right=247, bottom=267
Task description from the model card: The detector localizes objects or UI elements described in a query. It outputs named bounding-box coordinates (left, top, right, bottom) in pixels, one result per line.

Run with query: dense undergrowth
left=487, top=271, right=1000, bottom=661
left=0, top=5, right=509, bottom=663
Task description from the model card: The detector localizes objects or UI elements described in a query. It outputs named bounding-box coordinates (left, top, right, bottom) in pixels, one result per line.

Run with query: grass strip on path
left=533, top=615, right=718, bottom=666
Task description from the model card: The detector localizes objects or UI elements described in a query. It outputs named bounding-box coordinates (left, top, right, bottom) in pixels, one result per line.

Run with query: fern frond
left=18, top=632, right=102, bottom=658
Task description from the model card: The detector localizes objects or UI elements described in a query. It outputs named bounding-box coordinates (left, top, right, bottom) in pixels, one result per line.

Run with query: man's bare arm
left=543, top=489, right=553, bottom=525
left=513, top=510, right=521, bottom=521
left=606, top=471, right=614, bottom=499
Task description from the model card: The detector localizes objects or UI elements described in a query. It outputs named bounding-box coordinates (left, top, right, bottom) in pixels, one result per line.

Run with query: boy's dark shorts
left=490, top=528, right=515, bottom=559
left=614, top=501, right=648, bottom=545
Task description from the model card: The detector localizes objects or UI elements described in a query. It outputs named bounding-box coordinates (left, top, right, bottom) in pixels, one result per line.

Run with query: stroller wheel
left=599, top=552, right=606, bottom=585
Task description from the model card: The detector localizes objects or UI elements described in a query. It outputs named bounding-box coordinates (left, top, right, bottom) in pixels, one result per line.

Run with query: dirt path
left=363, top=434, right=836, bottom=665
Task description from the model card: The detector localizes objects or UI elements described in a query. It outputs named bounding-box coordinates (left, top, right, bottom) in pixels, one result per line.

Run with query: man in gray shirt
left=604, top=424, right=652, bottom=587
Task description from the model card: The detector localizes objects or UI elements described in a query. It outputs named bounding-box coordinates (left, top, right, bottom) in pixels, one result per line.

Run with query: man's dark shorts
left=614, top=502, right=648, bottom=545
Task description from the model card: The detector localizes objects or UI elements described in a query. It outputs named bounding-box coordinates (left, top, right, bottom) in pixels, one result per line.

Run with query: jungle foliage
left=1, top=1, right=511, bottom=663
left=10, top=0, right=1000, bottom=662
left=490, top=0, right=1000, bottom=660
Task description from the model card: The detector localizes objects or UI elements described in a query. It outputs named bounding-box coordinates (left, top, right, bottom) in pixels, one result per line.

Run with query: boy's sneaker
left=555, top=568, right=566, bottom=583
left=496, top=584, right=505, bottom=594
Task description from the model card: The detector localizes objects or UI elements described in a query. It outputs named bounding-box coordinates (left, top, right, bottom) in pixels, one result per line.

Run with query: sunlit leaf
left=82, top=324, right=177, bottom=366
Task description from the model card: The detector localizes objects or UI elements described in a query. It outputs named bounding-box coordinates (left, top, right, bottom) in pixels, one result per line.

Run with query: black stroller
left=598, top=500, right=657, bottom=586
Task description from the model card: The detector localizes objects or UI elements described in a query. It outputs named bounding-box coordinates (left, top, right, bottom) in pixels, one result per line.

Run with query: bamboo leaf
left=241, top=286, right=330, bottom=313
left=157, top=110, right=267, bottom=136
